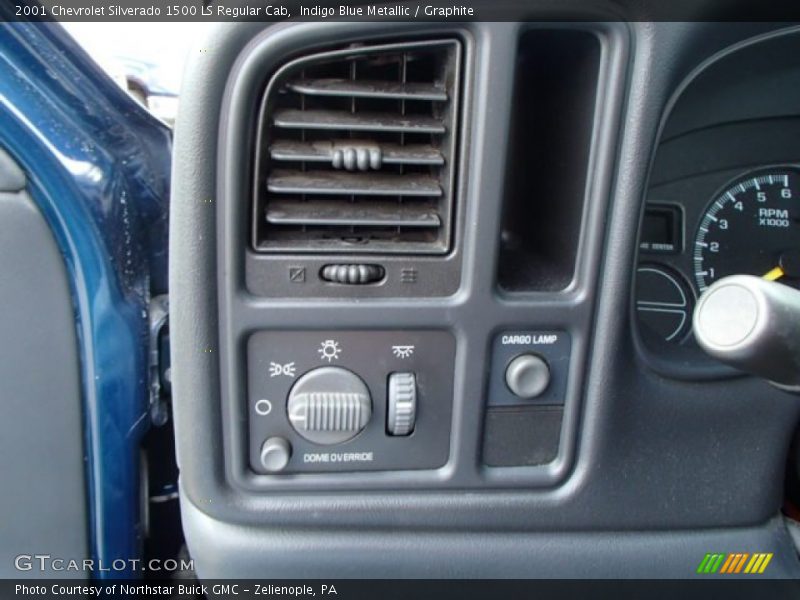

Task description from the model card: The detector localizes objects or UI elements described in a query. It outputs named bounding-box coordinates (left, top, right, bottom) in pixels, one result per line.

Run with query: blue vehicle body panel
left=0, top=22, right=171, bottom=578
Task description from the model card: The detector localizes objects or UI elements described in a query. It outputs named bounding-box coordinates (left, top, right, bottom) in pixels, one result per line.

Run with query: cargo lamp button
left=505, top=354, right=550, bottom=399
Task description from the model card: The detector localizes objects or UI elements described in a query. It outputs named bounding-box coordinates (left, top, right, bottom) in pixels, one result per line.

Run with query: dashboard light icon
left=269, top=362, right=296, bottom=378
left=391, top=345, right=415, bottom=359
left=318, top=340, right=342, bottom=362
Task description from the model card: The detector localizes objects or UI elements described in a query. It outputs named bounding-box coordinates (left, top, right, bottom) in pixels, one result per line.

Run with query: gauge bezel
left=638, top=202, right=686, bottom=255
left=692, top=164, right=800, bottom=293
left=635, top=262, right=696, bottom=344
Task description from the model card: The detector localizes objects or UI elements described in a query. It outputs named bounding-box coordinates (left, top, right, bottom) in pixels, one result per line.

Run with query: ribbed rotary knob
left=387, top=373, right=417, bottom=436
left=287, top=367, right=372, bottom=445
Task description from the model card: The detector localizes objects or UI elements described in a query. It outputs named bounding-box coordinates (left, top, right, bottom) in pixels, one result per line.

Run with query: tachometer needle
left=763, top=266, right=785, bottom=281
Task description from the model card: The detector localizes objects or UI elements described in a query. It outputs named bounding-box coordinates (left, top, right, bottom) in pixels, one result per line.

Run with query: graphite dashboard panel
left=170, top=17, right=800, bottom=579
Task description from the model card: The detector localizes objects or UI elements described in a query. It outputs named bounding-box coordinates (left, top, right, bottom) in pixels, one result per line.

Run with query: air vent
left=253, top=40, right=461, bottom=254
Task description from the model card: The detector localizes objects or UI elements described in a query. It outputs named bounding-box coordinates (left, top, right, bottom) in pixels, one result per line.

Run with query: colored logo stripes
left=697, top=553, right=773, bottom=574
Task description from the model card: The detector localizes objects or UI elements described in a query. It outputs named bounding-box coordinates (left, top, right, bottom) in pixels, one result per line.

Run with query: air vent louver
left=253, top=40, right=461, bottom=254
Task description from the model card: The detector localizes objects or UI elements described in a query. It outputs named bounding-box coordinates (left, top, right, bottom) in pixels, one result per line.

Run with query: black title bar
left=4, top=0, right=800, bottom=22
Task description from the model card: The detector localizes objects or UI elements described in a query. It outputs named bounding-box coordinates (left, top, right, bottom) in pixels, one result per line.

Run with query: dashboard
left=635, top=31, right=800, bottom=381
left=167, top=18, right=800, bottom=578
left=5, top=7, right=800, bottom=585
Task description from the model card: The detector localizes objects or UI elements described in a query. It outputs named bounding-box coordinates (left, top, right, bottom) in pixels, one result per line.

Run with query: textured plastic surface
left=182, top=496, right=800, bottom=578
left=170, top=20, right=800, bottom=577
left=0, top=152, right=88, bottom=578
left=483, top=406, right=562, bottom=467
left=193, top=20, right=627, bottom=493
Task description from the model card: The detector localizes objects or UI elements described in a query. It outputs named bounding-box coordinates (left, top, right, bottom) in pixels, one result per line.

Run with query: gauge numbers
left=694, top=169, right=800, bottom=292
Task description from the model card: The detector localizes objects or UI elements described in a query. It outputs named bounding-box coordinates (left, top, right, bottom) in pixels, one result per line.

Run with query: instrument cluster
left=636, top=167, right=800, bottom=347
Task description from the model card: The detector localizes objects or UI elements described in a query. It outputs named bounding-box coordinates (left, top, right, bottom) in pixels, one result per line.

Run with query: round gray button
left=260, top=437, right=291, bottom=472
left=505, top=354, right=550, bottom=399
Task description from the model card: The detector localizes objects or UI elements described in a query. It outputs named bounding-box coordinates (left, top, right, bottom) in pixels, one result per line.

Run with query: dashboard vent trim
left=253, top=39, right=461, bottom=254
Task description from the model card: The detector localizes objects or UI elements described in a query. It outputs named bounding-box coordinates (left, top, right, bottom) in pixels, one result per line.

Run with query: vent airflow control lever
left=287, top=367, right=372, bottom=444
left=321, top=264, right=384, bottom=285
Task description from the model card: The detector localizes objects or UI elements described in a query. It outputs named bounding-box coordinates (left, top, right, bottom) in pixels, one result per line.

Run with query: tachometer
left=694, top=169, right=800, bottom=292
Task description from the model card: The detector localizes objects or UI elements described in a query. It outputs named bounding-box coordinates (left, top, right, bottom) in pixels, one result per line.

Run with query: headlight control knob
left=287, top=367, right=372, bottom=445
left=387, top=373, right=417, bottom=436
